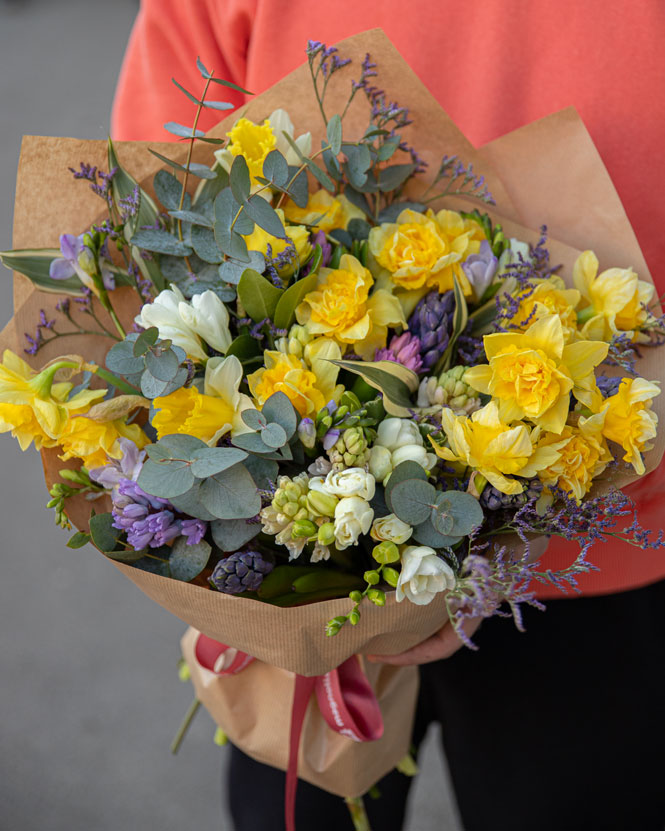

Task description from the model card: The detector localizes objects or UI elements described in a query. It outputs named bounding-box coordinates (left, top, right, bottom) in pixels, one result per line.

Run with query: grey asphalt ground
left=0, top=2, right=462, bottom=829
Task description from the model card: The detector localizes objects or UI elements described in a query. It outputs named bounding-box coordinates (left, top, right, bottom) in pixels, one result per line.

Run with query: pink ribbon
left=193, top=633, right=384, bottom=831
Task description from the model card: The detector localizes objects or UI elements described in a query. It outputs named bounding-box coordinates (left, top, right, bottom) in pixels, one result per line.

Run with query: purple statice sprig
left=23, top=291, right=119, bottom=356
left=69, top=163, right=117, bottom=205
left=420, top=154, right=494, bottom=207
left=604, top=332, right=639, bottom=375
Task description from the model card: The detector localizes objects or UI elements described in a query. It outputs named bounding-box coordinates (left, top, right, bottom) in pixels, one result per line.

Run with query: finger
left=367, top=616, right=482, bottom=666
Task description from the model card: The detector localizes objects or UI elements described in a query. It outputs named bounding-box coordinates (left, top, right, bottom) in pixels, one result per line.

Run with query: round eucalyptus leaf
left=389, top=479, right=437, bottom=525
left=169, top=538, right=212, bottom=582
left=140, top=370, right=169, bottom=399
left=189, top=447, right=249, bottom=478
left=430, top=503, right=455, bottom=536
left=211, top=518, right=261, bottom=552
left=137, top=458, right=196, bottom=499
left=199, top=465, right=261, bottom=519
left=412, top=519, right=462, bottom=550
left=261, top=422, right=288, bottom=449
left=435, top=490, right=485, bottom=536
left=145, top=348, right=180, bottom=382
left=241, top=409, right=267, bottom=431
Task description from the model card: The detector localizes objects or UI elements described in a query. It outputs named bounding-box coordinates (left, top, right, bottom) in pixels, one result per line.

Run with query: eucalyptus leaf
left=203, top=100, right=235, bottom=111
left=389, top=479, right=437, bottom=525
left=168, top=483, right=217, bottom=521
left=164, top=121, right=205, bottom=139
left=189, top=447, right=249, bottom=478
left=150, top=433, right=207, bottom=457
left=211, top=518, right=261, bottom=552
left=307, top=159, right=335, bottom=192
left=145, top=349, right=180, bottom=382
left=191, top=224, right=223, bottom=263
left=188, top=163, right=217, bottom=180
left=342, top=187, right=372, bottom=218
left=106, top=340, right=145, bottom=376
left=285, top=165, right=309, bottom=208
left=262, top=150, right=289, bottom=187
left=137, top=457, right=196, bottom=498
left=130, top=228, right=192, bottom=257
left=219, top=250, right=265, bottom=285
left=148, top=149, right=189, bottom=174
left=347, top=218, right=371, bottom=241
left=244, top=194, right=286, bottom=238
left=261, top=391, right=297, bottom=438
left=434, top=490, right=484, bottom=536
left=129, top=555, right=170, bottom=575
left=140, top=371, right=170, bottom=399
left=193, top=165, right=229, bottom=207
left=169, top=538, right=212, bottom=582
left=378, top=163, right=416, bottom=192
left=169, top=209, right=214, bottom=228
left=326, top=114, right=342, bottom=156
left=132, top=327, right=159, bottom=356
left=241, top=409, right=268, bottom=431
left=230, top=155, right=251, bottom=204
left=198, top=465, right=261, bottom=519
left=376, top=136, right=401, bottom=162
left=412, top=519, right=462, bottom=549
left=237, top=268, right=282, bottom=322
left=89, top=513, right=125, bottom=554
left=231, top=432, right=280, bottom=457
left=154, top=169, right=183, bottom=210
left=261, top=422, right=288, bottom=449
left=171, top=77, right=202, bottom=107
left=377, top=201, right=426, bottom=223
left=243, top=455, right=279, bottom=490
left=384, top=461, right=428, bottom=513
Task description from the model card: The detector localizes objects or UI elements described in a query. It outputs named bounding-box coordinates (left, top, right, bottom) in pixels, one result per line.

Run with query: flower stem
left=344, top=797, right=372, bottom=831
left=88, top=365, right=140, bottom=395
left=170, top=698, right=201, bottom=755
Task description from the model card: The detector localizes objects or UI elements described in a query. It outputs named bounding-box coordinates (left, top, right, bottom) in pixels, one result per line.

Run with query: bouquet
left=1, top=29, right=663, bottom=830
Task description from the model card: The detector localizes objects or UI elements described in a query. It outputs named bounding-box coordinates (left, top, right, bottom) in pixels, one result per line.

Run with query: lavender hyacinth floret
left=374, top=331, right=423, bottom=373
left=210, top=551, right=274, bottom=594
left=408, top=290, right=455, bottom=370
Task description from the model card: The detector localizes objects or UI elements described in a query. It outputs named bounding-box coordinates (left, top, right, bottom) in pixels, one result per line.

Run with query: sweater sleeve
left=111, top=0, right=256, bottom=141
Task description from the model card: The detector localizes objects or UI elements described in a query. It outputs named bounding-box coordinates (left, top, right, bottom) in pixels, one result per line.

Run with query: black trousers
left=227, top=579, right=665, bottom=831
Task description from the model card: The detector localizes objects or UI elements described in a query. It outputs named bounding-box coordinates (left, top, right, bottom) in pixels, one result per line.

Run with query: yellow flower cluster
left=368, top=208, right=485, bottom=296
left=283, top=190, right=365, bottom=233
left=295, top=254, right=405, bottom=360
left=0, top=350, right=147, bottom=468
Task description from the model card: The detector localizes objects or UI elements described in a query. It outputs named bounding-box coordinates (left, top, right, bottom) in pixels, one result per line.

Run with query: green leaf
left=384, top=461, right=428, bottom=513
left=169, top=537, right=212, bottom=582
left=261, top=422, right=287, bottom=449
left=261, top=391, right=297, bottom=438
left=412, top=519, right=462, bottom=549
left=168, top=483, right=217, bottom=521
left=376, top=136, right=401, bottom=162
left=306, top=159, right=335, bottom=192
left=214, top=188, right=254, bottom=255
left=378, top=164, right=416, bottom=192
left=193, top=165, right=229, bottom=207
left=326, top=114, right=342, bottom=156
left=231, top=432, right=280, bottom=457
left=154, top=169, right=183, bottom=210
left=285, top=165, right=309, bottom=207
left=331, top=360, right=418, bottom=416
left=67, top=531, right=91, bottom=549
left=138, top=456, right=196, bottom=498
left=130, top=228, right=192, bottom=257
left=188, top=163, right=218, bottom=180
left=172, top=77, right=202, bottom=107
left=133, top=327, right=159, bottom=356
left=225, top=334, right=262, bottom=363
left=198, top=464, right=261, bottom=519
left=229, top=155, right=251, bottom=204
left=108, top=138, right=160, bottom=242
left=106, top=339, right=145, bottom=376
left=203, top=100, right=235, bottom=111
left=149, top=433, right=207, bottom=457
left=145, top=349, right=180, bottom=382
left=211, top=518, right=261, bottom=552
left=140, top=371, right=170, bottom=399
left=262, top=150, right=289, bottom=187
left=89, top=513, right=125, bottom=554
left=389, top=479, right=437, bottom=525
left=189, top=447, right=248, bottom=478
left=435, top=274, right=469, bottom=373
left=241, top=409, right=267, bottom=431
left=191, top=225, right=223, bottom=263
left=169, top=209, right=213, bottom=228
left=243, top=454, right=279, bottom=490
left=164, top=121, right=205, bottom=139
left=347, top=218, right=371, bottom=241
left=273, top=269, right=318, bottom=330
left=0, top=248, right=85, bottom=296
left=237, top=268, right=282, bottom=322
left=433, top=490, right=484, bottom=537
left=244, top=194, right=286, bottom=238
left=218, top=250, right=265, bottom=285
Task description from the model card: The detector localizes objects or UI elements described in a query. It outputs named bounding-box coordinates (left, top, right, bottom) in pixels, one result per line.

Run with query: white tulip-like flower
left=178, top=291, right=232, bottom=356
left=396, top=545, right=456, bottom=605
left=370, top=513, right=413, bottom=544
left=369, top=417, right=436, bottom=484
left=320, top=467, right=376, bottom=501
left=376, top=417, right=422, bottom=450
left=368, top=445, right=393, bottom=483
left=135, top=285, right=207, bottom=362
left=333, top=496, right=374, bottom=550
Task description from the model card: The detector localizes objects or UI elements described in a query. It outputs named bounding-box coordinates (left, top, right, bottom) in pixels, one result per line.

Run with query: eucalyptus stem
left=344, top=797, right=372, bottom=831
left=170, top=698, right=201, bottom=755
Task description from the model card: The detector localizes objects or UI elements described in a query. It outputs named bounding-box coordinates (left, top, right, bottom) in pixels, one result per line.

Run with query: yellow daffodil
left=368, top=208, right=484, bottom=296
left=537, top=413, right=613, bottom=501
left=601, top=377, right=660, bottom=474
left=215, top=109, right=312, bottom=189
left=508, top=276, right=581, bottom=342
left=573, top=250, right=654, bottom=341
left=465, top=315, right=608, bottom=433
left=430, top=400, right=563, bottom=494
left=152, top=355, right=253, bottom=446
left=0, top=350, right=105, bottom=450
left=283, top=189, right=365, bottom=232
left=58, top=418, right=148, bottom=469
left=248, top=337, right=343, bottom=417
left=295, top=254, right=405, bottom=360
left=243, top=208, right=311, bottom=278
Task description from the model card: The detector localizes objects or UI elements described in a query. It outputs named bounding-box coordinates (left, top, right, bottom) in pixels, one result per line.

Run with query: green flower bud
left=372, top=541, right=400, bottom=564
left=349, top=590, right=363, bottom=604
left=214, top=727, right=228, bottom=746
left=177, top=660, right=191, bottom=682
left=383, top=567, right=400, bottom=588
left=340, top=391, right=362, bottom=412
left=368, top=588, right=386, bottom=606
left=364, top=569, right=380, bottom=585
left=334, top=405, right=349, bottom=421
left=306, top=490, right=339, bottom=518
left=348, top=608, right=361, bottom=626
left=282, top=502, right=299, bottom=518
left=292, top=519, right=318, bottom=539
left=317, top=522, right=336, bottom=546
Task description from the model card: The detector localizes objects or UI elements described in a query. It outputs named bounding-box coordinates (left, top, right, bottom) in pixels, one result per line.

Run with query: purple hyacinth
left=480, top=478, right=544, bottom=512
left=597, top=375, right=623, bottom=398
left=408, top=290, right=455, bottom=370
left=375, top=331, right=423, bottom=373
left=209, top=551, right=274, bottom=594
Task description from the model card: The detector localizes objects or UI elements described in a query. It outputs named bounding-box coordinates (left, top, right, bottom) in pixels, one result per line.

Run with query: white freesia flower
left=135, top=285, right=206, bottom=362
left=368, top=445, right=393, bottom=483
left=310, top=542, right=331, bottom=563
left=376, top=417, right=423, bottom=450
left=178, top=291, right=232, bottom=356
left=333, top=496, right=374, bottom=550
left=370, top=513, right=413, bottom=544
left=204, top=355, right=254, bottom=442
left=391, top=445, right=437, bottom=470
left=396, top=545, right=456, bottom=605
left=321, top=467, right=376, bottom=501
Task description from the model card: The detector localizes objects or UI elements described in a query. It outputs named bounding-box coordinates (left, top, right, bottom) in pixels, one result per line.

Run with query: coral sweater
left=112, top=0, right=665, bottom=598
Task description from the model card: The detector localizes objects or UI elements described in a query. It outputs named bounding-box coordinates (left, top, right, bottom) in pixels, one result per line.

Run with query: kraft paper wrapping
left=180, top=627, right=419, bottom=798
left=2, top=29, right=664, bottom=677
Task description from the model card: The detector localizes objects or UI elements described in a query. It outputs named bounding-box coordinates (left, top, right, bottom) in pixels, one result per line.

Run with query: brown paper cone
left=3, top=29, right=664, bottom=675
left=180, top=627, right=418, bottom=798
